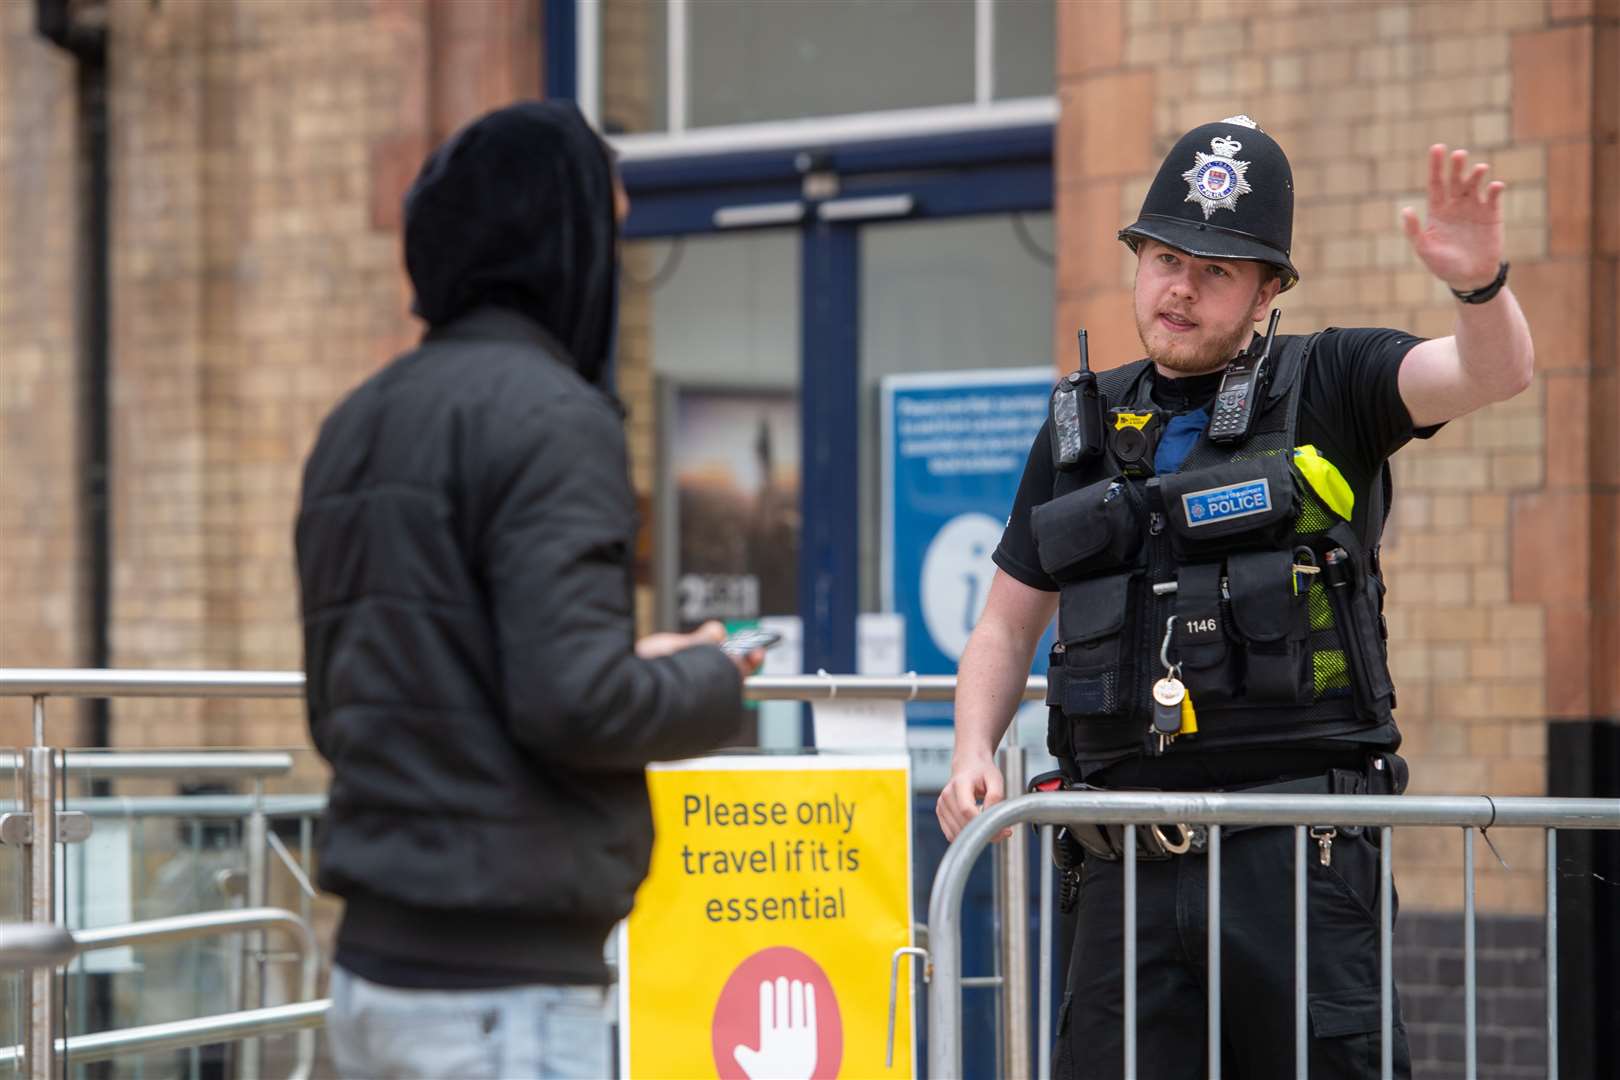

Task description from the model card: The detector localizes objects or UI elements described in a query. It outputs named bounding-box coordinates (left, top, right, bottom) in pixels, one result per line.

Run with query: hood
left=404, top=101, right=620, bottom=387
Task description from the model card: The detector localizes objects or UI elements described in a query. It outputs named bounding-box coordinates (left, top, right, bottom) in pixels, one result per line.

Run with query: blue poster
left=881, top=368, right=1057, bottom=724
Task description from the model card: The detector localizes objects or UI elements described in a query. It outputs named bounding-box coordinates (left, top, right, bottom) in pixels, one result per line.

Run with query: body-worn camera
left=1108, top=408, right=1165, bottom=476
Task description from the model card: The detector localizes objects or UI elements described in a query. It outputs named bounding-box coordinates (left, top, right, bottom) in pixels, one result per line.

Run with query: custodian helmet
left=1118, top=115, right=1299, bottom=291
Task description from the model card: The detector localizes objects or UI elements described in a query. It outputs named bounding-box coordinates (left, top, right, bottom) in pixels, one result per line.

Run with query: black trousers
left=1055, top=826, right=1412, bottom=1079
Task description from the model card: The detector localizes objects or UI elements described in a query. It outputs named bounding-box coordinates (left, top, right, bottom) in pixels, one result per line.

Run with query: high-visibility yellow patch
left=1293, top=444, right=1354, bottom=521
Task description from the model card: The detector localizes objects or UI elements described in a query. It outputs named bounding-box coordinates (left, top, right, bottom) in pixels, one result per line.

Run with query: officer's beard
left=1138, top=308, right=1257, bottom=376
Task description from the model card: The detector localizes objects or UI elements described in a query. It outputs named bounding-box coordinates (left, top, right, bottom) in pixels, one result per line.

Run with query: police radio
left=1209, top=308, right=1282, bottom=446
left=1049, top=329, right=1107, bottom=471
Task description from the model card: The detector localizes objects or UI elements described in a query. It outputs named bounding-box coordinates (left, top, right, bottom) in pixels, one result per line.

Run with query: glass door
left=857, top=211, right=1056, bottom=614
left=623, top=228, right=805, bottom=748
left=632, top=230, right=801, bottom=633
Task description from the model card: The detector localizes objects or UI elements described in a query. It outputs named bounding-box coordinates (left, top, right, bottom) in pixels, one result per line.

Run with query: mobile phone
left=720, top=628, right=783, bottom=656
left=1208, top=308, right=1282, bottom=446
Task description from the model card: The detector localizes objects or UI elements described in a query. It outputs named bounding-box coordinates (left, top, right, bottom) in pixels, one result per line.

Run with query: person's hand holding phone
left=719, top=628, right=781, bottom=679
left=635, top=621, right=767, bottom=678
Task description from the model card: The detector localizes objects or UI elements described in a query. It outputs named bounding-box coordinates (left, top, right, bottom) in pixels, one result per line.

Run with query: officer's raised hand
left=1393, top=144, right=1533, bottom=430
left=1399, top=144, right=1504, bottom=293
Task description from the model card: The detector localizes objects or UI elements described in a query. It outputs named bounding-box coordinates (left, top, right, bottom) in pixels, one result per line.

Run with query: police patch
left=1181, top=478, right=1272, bottom=527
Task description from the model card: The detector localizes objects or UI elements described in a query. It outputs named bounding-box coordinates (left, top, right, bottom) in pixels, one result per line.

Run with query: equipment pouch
left=1174, top=562, right=1239, bottom=702
left=1367, top=751, right=1409, bottom=795
left=1324, top=549, right=1396, bottom=721
left=1227, top=550, right=1311, bottom=703
left=1053, top=571, right=1136, bottom=718
left=1160, top=455, right=1299, bottom=561
left=1032, top=477, right=1143, bottom=580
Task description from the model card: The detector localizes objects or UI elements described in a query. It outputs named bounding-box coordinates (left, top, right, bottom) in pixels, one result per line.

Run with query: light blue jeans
left=327, top=966, right=613, bottom=1079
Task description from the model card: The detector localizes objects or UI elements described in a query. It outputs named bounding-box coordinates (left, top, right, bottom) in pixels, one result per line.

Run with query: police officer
left=936, top=117, right=1534, bottom=1079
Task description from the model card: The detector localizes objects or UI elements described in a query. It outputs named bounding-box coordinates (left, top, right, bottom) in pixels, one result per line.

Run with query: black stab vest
left=1035, top=335, right=1399, bottom=769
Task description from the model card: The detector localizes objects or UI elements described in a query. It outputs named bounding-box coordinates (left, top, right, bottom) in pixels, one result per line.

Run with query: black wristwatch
left=1450, top=262, right=1509, bottom=304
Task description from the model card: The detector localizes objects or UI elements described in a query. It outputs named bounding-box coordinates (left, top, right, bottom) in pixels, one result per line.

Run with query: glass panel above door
left=857, top=211, right=1055, bottom=614
left=688, top=0, right=974, bottom=127
left=598, top=0, right=1056, bottom=138
left=995, top=0, right=1056, bottom=100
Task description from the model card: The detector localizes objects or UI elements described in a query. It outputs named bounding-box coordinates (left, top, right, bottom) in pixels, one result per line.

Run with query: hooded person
left=295, top=100, right=757, bottom=1079
left=403, top=100, right=620, bottom=389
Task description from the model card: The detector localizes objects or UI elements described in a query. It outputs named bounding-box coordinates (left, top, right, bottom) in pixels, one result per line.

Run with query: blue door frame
left=618, top=127, right=1054, bottom=693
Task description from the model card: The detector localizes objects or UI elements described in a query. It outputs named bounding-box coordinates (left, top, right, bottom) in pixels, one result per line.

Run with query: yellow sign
left=619, top=754, right=915, bottom=1079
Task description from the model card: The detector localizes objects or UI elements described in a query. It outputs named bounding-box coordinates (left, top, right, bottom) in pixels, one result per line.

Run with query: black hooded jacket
left=296, top=102, right=743, bottom=986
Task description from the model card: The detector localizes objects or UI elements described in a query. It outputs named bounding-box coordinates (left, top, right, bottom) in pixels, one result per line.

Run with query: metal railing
left=12, top=1002, right=330, bottom=1070
left=0, top=667, right=1046, bottom=704
left=925, top=790, right=1620, bottom=1080
left=0, top=908, right=324, bottom=1076
left=1, top=673, right=330, bottom=1080
left=1, top=750, right=294, bottom=778
left=0, top=926, right=76, bottom=971
left=0, top=669, right=306, bottom=701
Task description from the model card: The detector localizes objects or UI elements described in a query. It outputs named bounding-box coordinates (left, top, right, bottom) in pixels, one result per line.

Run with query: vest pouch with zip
left=1173, top=562, right=1241, bottom=703
left=1032, top=476, right=1143, bottom=580
left=1049, top=571, right=1138, bottom=719
left=1160, top=455, right=1300, bottom=561
left=1226, top=549, right=1311, bottom=703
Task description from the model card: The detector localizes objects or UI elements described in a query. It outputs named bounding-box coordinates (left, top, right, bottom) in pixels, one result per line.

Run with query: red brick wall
left=105, top=0, right=538, bottom=755
left=2, top=0, right=539, bottom=755
left=1056, top=0, right=1617, bottom=913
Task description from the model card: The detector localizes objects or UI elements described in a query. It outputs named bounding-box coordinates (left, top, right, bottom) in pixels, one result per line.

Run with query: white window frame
left=577, top=0, right=1057, bottom=163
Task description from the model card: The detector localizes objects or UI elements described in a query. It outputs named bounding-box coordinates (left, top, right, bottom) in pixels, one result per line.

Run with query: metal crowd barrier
left=23, top=668, right=1613, bottom=1080
left=925, top=790, right=1620, bottom=1080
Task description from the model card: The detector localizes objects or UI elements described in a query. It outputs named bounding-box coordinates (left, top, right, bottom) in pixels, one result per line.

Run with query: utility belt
left=1028, top=753, right=1407, bottom=906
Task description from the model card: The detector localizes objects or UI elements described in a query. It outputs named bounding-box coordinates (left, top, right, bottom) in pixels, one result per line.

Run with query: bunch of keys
left=1151, top=671, right=1185, bottom=754
left=1150, top=616, right=1198, bottom=754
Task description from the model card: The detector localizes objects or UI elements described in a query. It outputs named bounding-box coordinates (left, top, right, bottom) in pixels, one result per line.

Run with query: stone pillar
left=0, top=2, right=85, bottom=744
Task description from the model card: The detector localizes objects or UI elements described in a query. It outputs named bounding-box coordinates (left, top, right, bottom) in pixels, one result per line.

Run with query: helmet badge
left=1181, top=134, right=1253, bottom=220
